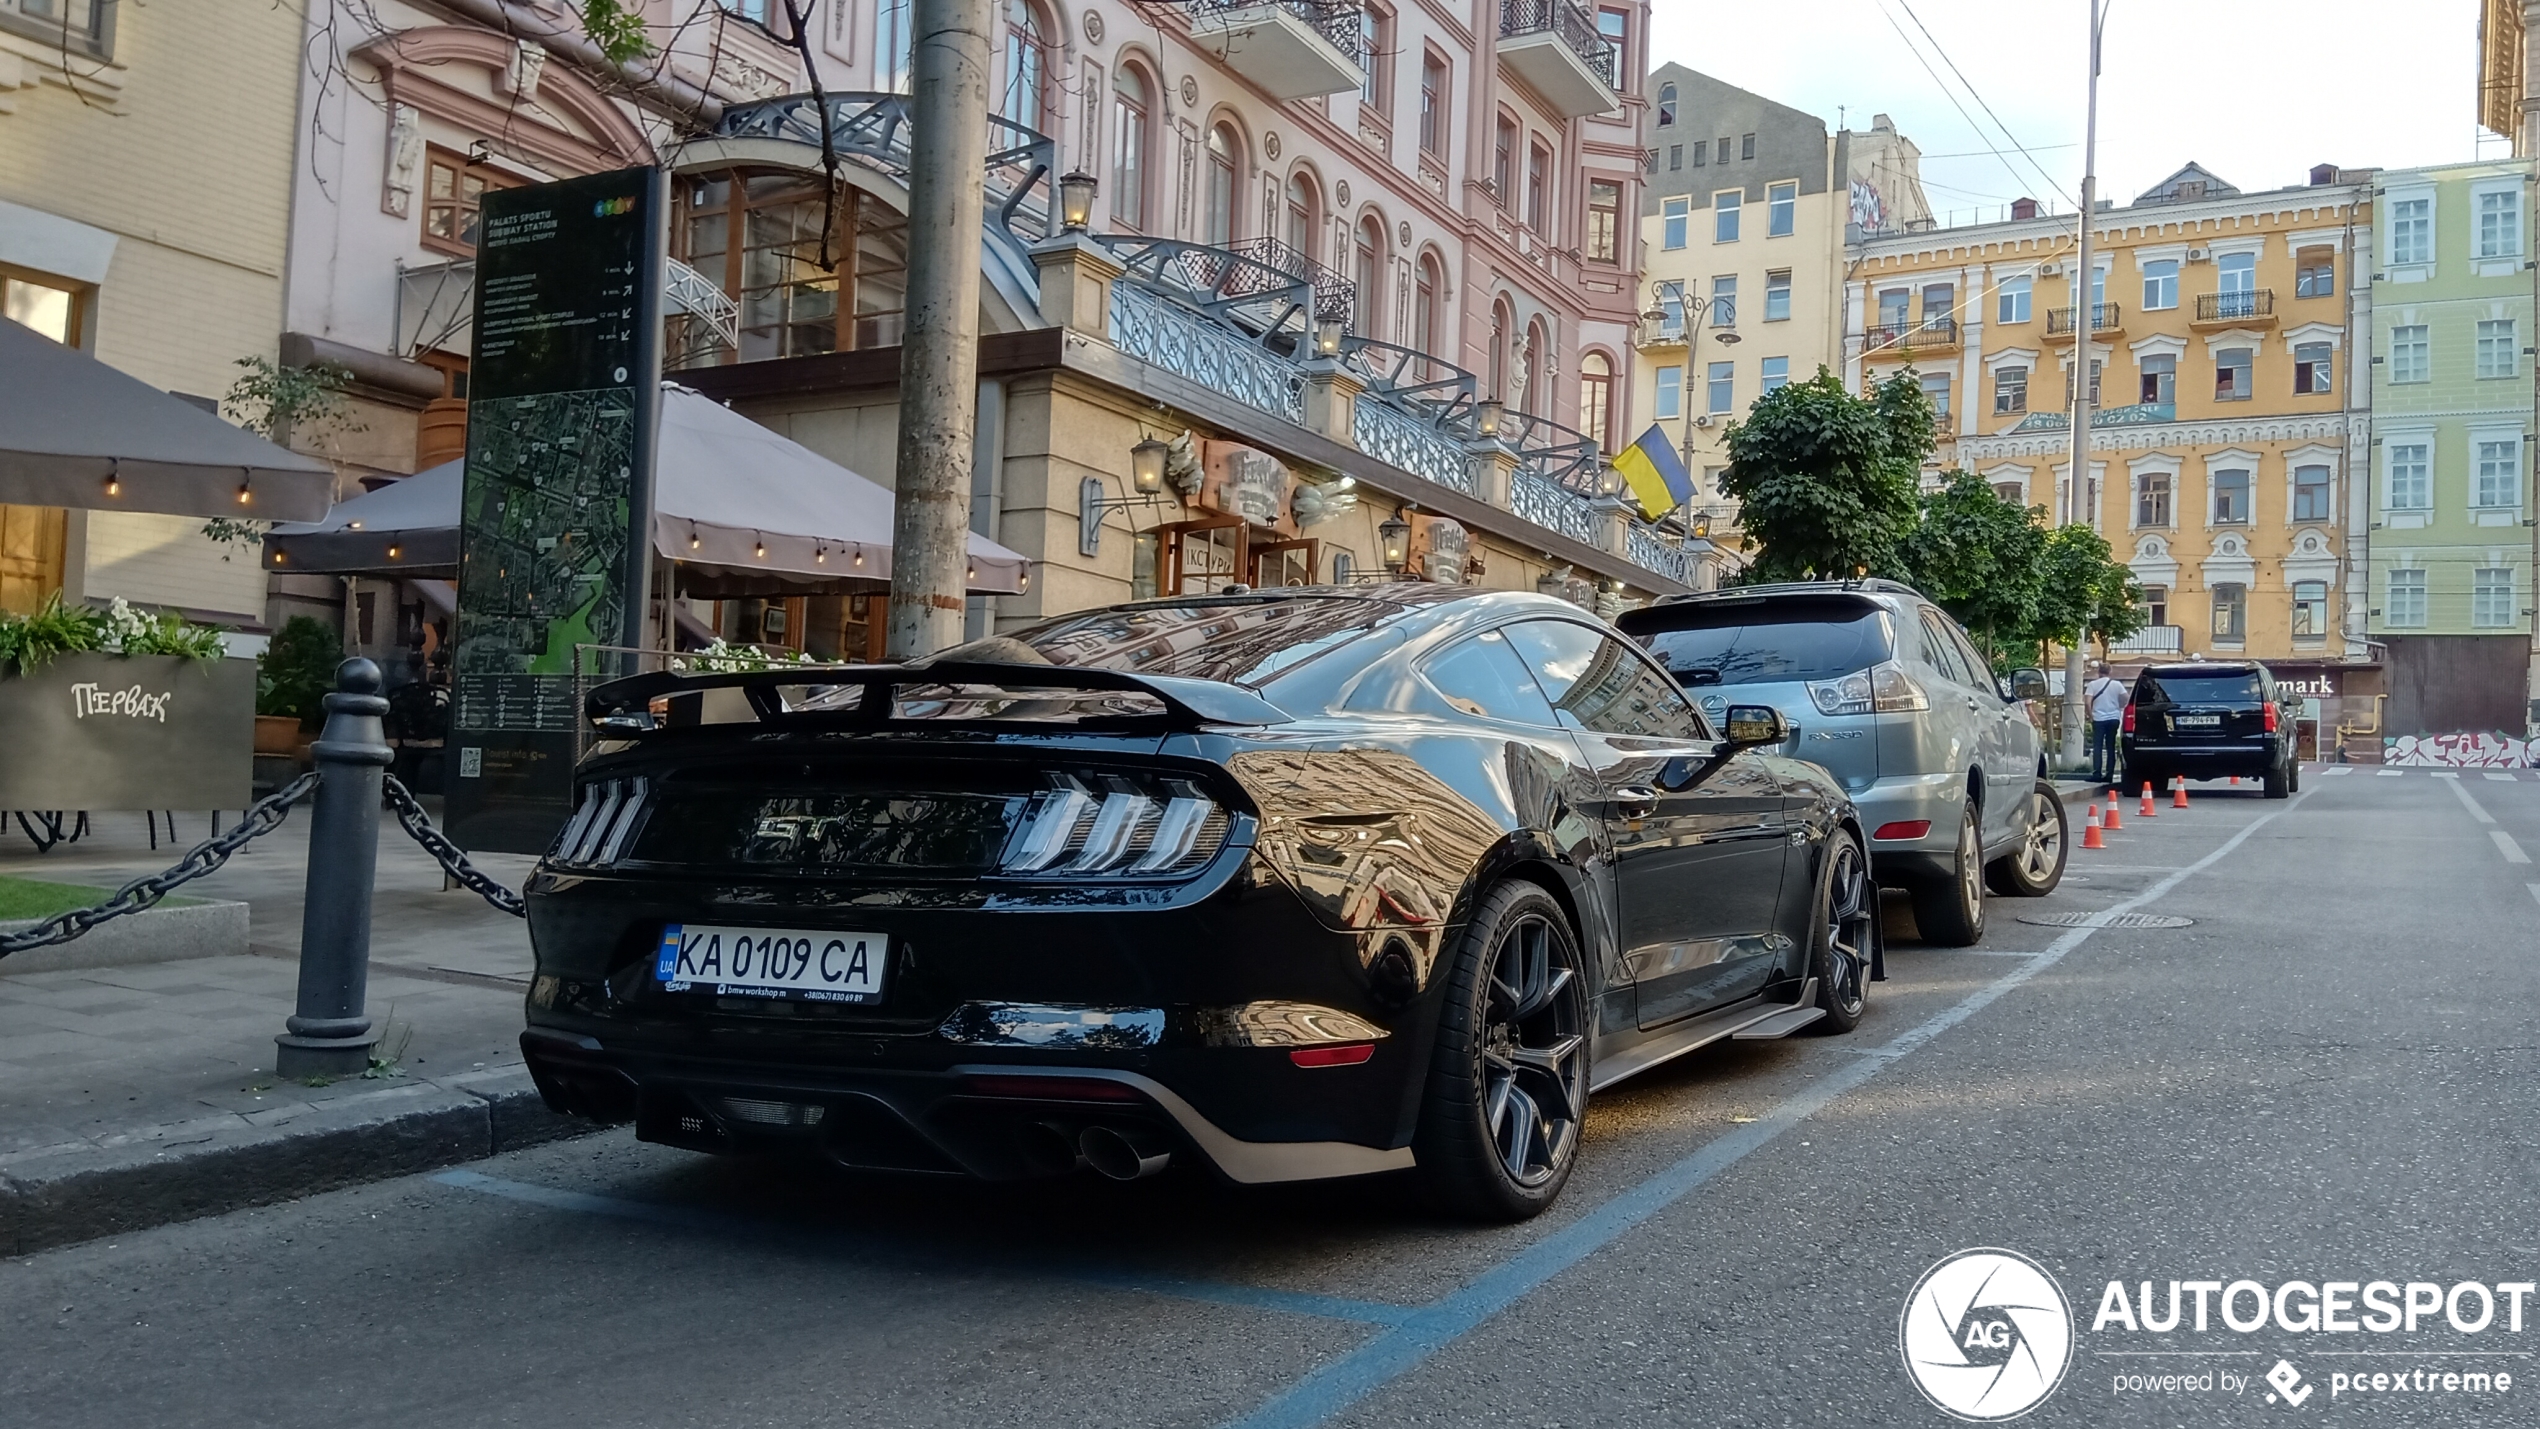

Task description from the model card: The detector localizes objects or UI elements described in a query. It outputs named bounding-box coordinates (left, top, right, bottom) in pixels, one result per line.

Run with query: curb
left=0, top=1065, right=594, bottom=1256
left=0, top=900, right=249, bottom=975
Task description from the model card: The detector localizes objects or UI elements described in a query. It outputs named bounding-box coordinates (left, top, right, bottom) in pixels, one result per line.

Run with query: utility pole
left=886, top=0, right=992, bottom=659
left=2061, top=0, right=2105, bottom=771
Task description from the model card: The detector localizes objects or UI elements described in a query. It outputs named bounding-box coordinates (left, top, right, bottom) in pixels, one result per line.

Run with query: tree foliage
left=2035, top=523, right=2147, bottom=656
left=1719, top=368, right=1928, bottom=581
left=1893, top=470, right=2045, bottom=663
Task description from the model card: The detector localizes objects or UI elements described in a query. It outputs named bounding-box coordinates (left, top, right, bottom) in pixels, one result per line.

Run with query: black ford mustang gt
left=519, top=586, right=1878, bottom=1218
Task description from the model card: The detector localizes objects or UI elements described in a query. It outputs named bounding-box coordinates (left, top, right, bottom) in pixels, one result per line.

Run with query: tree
left=1894, top=470, right=2044, bottom=665
left=1719, top=368, right=1929, bottom=582
left=2032, top=523, right=2145, bottom=660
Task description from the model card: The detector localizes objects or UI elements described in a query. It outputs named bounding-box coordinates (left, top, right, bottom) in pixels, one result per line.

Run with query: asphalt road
left=7, top=768, right=2536, bottom=1428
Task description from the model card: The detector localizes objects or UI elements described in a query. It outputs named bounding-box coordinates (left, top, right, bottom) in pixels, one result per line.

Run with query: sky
left=1649, top=0, right=2501, bottom=225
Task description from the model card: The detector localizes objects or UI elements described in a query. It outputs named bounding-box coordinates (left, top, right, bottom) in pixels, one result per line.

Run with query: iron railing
left=1094, top=234, right=1318, bottom=349
left=2045, top=303, right=2122, bottom=335
left=2109, top=625, right=2183, bottom=655
left=1225, top=236, right=1355, bottom=326
left=710, top=92, right=1058, bottom=250
left=1498, top=0, right=1616, bottom=80
left=1864, top=317, right=1958, bottom=355
left=1625, top=523, right=1692, bottom=584
left=1109, top=284, right=1307, bottom=424
left=1176, top=0, right=1364, bottom=61
left=1510, top=469, right=1602, bottom=547
left=1499, top=408, right=1605, bottom=498
left=1337, top=334, right=1480, bottom=428
left=1355, top=399, right=1475, bottom=495
left=2196, top=289, right=2274, bottom=322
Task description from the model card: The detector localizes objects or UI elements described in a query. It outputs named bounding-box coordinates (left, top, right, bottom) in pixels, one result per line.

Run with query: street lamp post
left=2060, top=0, right=2109, bottom=772
left=1646, top=282, right=1742, bottom=582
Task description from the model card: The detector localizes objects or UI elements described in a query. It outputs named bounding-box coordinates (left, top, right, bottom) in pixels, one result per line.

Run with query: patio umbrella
left=0, top=316, right=336, bottom=521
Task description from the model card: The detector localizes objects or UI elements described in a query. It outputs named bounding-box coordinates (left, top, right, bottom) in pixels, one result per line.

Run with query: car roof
left=2139, top=662, right=2264, bottom=677
left=1642, top=578, right=1928, bottom=607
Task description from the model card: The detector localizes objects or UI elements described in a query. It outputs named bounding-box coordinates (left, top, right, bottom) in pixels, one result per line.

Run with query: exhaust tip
left=1078, top=1124, right=1172, bottom=1181
left=1014, top=1120, right=1085, bottom=1177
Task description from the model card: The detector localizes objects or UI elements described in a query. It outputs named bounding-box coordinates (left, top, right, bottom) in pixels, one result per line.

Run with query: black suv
left=2119, top=662, right=2299, bottom=798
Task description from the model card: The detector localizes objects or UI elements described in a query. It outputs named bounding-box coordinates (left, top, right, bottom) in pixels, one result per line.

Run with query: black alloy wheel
left=1985, top=779, right=2067, bottom=897
left=1808, top=829, right=1875, bottom=1033
left=1416, top=880, right=1589, bottom=1220
left=1910, top=802, right=1986, bottom=947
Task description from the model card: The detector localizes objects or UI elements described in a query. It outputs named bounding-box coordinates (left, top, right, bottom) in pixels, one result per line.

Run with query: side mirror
left=2009, top=667, right=2050, bottom=701
left=1722, top=703, right=1789, bottom=749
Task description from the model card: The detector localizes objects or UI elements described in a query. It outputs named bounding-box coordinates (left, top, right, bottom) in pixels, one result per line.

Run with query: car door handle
left=1612, top=786, right=1660, bottom=820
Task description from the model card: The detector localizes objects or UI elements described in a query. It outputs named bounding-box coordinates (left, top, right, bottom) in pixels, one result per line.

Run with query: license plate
left=654, top=924, right=888, bottom=1003
left=2175, top=714, right=2222, bottom=727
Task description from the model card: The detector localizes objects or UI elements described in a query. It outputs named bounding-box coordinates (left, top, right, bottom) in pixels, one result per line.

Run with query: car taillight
left=2263, top=702, right=2278, bottom=732
left=1806, top=660, right=1928, bottom=716
left=2121, top=703, right=2135, bottom=733
left=1000, top=774, right=1229, bottom=878
left=551, top=775, right=649, bottom=867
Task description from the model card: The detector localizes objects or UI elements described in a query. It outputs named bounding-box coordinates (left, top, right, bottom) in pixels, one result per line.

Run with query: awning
left=0, top=315, right=337, bottom=521
left=263, top=384, right=1028, bottom=593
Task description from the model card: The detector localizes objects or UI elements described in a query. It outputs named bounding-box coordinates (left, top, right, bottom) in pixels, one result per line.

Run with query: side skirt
left=1586, top=985, right=1814, bottom=1094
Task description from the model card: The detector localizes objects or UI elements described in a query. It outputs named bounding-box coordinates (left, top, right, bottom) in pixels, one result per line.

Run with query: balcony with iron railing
left=2043, top=303, right=2123, bottom=340
left=2192, top=289, right=2275, bottom=327
left=1175, top=0, right=1365, bottom=100
left=1496, top=0, right=1618, bottom=118
left=2108, top=625, right=2183, bottom=656
left=1863, top=316, right=1959, bottom=359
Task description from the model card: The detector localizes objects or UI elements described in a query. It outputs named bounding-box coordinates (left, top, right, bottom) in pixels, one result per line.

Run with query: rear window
left=1627, top=599, right=1895, bottom=687
left=936, top=597, right=1384, bottom=689
left=2140, top=671, right=2263, bottom=704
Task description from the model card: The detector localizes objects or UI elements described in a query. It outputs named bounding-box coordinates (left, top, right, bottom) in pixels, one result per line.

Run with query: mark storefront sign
left=0, top=653, right=252, bottom=809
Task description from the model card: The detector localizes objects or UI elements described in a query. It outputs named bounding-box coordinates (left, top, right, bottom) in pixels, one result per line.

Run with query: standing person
left=2086, top=661, right=2128, bottom=785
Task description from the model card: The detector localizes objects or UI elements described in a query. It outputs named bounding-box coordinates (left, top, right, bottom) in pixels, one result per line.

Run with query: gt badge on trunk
left=655, top=924, right=889, bottom=1003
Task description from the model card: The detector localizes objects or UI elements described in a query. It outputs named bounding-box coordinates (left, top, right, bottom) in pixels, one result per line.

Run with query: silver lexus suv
left=1615, top=580, right=2066, bottom=945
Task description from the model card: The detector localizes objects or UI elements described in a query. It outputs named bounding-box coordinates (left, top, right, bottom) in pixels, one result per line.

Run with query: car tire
left=2263, top=760, right=2290, bottom=799
left=2121, top=761, right=2158, bottom=799
left=1413, top=880, right=1589, bottom=1221
left=1910, top=803, right=1986, bottom=948
left=1805, top=828, right=1875, bottom=1034
left=1985, top=779, right=2067, bottom=897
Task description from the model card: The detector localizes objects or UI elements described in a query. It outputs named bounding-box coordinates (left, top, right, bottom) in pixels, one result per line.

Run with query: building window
left=1760, top=355, right=1789, bottom=393
left=1710, top=274, right=1737, bottom=327
left=1657, top=82, right=1677, bottom=127
left=1692, top=139, right=1708, bottom=167
left=1667, top=145, right=1683, bottom=170
left=1580, top=352, right=1613, bottom=450
left=2387, top=568, right=2427, bottom=627
left=2140, top=584, right=2169, bottom=627
left=2294, top=246, right=2336, bottom=298
left=2066, top=359, right=2102, bottom=408
left=2479, top=188, right=2523, bottom=258
left=1205, top=123, right=1241, bottom=245
left=2390, top=325, right=2430, bottom=383
left=421, top=148, right=519, bottom=256
left=1706, top=360, right=1734, bottom=414
left=1998, top=274, right=2031, bottom=324
left=2, top=271, right=80, bottom=344
left=1493, top=114, right=1517, bottom=207
left=2140, top=353, right=2176, bottom=405
left=2477, top=437, right=2523, bottom=509
left=1877, top=287, right=1909, bottom=331
left=2390, top=196, right=2431, bottom=264
left=2292, top=581, right=2329, bottom=638
left=1995, top=365, right=2028, bottom=415
left=2140, top=258, right=2179, bottom=311
left=1285, top=173, right=1319, bottom=253
left=1920, top=370, right=1951, bottom=420
left=1656, top=285, right=1687, bottom=338
left=1418, top=51, right=1447, bottom=157
left=2478, top=319, right=2518, bottom=379
left=1717, top=133, right=1732, bottom=161
left=1361, top=5, right=1391, bottom=111
left=1488, top=298, right=1511, bottom=395
left=1414, top=253, right=1442, bottom=359
left=2137, top=472, right=2171, bottom=527
left=878, top=0, right=913, bottom=91
left=2386, top=442, right=2431, bottom=511
left=1714, top=189, right=1741, bottom=242
left=2474, top=568, right=2516, bottom=628
left=2214, top=346, right=2253, bottom=401
left=1111, top=66, right=1152, bottom=227
left=1654, top=363, right=1683, bottom=419
left=1353, top=216, right=1384, bottom=336
left=2293, top=464, right=2332, bottom=521
left=2294, top=342, right=2334, bottom=394
left=1992, top=479, right=2024, bottom=504
left=1764, top=270, right=1791, bottom=322
left=2211, top=468, right=2251, bottom=525
left=1597, top=8, right=1627, bottom=89
left=2211, top=584, right=2247, bottom=642
left=1920, top=282, right=1953, bottom=326
left=1740, top=133, right=1756, bottom=160
left=1660, top=195, right=1690, bottom=250
left=2216, top=252, right=2257, bottom=315
left=1585, top=179, right=1622, bottom=263
left=677, top=171, right=909, bottom=365
left=999, top=0, right=1052, bottom=132
left=1767, top=181, right=1796, bottom=237
left=1526, top=142, right=1550, bottom=230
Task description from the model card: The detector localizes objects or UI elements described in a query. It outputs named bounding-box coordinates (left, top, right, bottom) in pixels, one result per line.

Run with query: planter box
left=0, top=899, right=248, bottom=975
left=253, top=715, right=302, bottom=755
left=0, top=653, right=253, bottom=810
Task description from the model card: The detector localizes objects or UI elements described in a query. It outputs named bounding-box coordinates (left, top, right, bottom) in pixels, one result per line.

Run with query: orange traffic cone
left=2140, top=783, right=2158, bottom=817
left=2103, top=797, right=2122, bottom=830
left=2086, top=801, right=2103, bottom=828
left=2082, top=817, right=2105, bottom=850
left=2173, top=776, right=2190, bottom=809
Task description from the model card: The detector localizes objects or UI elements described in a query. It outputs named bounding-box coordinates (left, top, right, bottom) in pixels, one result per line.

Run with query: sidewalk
left=0, top=805, right=584, bottom=1253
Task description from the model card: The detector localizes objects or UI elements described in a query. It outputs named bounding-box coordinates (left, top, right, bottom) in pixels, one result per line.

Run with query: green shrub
left=0, top=593, right=228, bottom=672
left=258, top=615, right=342, bottom=729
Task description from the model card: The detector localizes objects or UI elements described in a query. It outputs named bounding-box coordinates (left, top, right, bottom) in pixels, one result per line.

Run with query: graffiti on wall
left=2384, top=732, right=2540, bottom=768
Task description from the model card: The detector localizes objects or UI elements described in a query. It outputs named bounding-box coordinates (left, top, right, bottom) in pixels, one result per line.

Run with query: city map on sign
left=451, top=385, right=637, bottom=733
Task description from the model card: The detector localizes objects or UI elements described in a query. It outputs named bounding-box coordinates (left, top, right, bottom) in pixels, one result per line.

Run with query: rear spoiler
left=585, top=660, right=1293, bottom=731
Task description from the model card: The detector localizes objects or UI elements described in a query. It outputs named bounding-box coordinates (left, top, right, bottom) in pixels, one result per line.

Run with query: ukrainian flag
left=1611, top=425, right=1692, bottom=521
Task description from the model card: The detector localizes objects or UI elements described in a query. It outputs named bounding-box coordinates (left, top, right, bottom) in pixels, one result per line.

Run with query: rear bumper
left=1853, top=771, right=1970, bottom=882
left=2123, top=737, right=2285, bottom=775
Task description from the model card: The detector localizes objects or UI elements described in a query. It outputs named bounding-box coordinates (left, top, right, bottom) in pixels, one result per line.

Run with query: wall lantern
left=1314, top=316, right=1345, bottom=357
left=1378, top=513, right=1412, bottom=571
left=1129, top=436, right=1170, bottom=494
left=1057, top=171, right=1098, bottom=232
left=1474, top=398, right=1504, bottom=439
left=1595, top=465, right=1625, bottom=499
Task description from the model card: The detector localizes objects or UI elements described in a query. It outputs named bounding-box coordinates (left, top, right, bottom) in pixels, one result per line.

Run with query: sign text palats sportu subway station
left=446, top=167, right=665, bottom=853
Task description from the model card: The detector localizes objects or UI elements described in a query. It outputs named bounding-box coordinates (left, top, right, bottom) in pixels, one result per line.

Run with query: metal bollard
left=274, top=658, right=391, bottom=1079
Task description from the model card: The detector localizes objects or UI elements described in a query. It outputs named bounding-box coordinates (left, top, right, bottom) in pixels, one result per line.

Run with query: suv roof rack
left=1649, top=577, right=1927, bottom=606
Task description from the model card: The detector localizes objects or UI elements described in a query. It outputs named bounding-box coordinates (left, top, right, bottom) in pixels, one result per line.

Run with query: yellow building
left=0, top=1, right=307, bottom=622
left=1846, top=163, right=2373, bottom=666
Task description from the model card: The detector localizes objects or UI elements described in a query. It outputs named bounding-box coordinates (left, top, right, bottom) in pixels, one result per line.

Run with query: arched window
left=1520, top=317, right=1548, bottom=412
left=999, top=0, right=1051, bottom=132
left=1353, top=216, right=1385, bottom=336
left=1413, top=252, right=1442, bottom=365
left=674, top=170, right=909, bottom=367
left=1488, top=297, right=1511, bottom=399
left=1285, top=172, right=1319, bottom=256
left=1579, top=352, right=1613, bottom=451
left=1205, top=123, right=1241, bottom=246
left=1111, top=65, right=1152, bottom=228
left=1657, top=81, right=1677, bottom=127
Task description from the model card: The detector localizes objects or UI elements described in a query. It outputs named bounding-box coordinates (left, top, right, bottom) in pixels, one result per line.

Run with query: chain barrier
left=0, top=773, right=320, bottom=960
left=381, top=774, right=527, bottom=918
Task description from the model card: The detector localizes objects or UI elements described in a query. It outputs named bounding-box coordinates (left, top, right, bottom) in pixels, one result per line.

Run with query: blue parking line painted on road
left=1217, top=791, right=2315, bottom=1429
left=428, top=1169, right=1414, bottom=1329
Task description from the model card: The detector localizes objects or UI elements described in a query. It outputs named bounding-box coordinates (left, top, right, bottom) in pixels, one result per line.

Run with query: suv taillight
left=2263, top=702, right=2279, bottom=733
left=1806, top=661, right=1929, bottom=717
left=2121, top=703, right=2135, bottom=733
